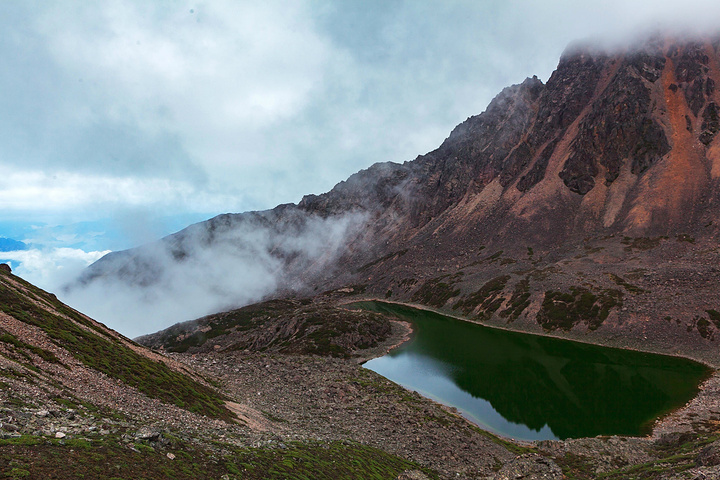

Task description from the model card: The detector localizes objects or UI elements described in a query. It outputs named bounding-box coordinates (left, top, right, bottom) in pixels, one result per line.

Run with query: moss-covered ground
left=0, top=435, right=438, bottom=480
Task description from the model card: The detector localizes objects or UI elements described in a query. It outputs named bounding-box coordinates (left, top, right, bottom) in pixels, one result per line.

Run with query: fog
left=61, top=210, right=367, bottom=338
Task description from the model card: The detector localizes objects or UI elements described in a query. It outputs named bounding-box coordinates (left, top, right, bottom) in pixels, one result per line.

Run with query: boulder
left=696, top=440, right=720, bottom=466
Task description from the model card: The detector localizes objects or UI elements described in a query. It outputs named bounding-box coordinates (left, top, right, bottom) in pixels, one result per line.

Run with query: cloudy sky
left=2, top=0, right=720, bottom=302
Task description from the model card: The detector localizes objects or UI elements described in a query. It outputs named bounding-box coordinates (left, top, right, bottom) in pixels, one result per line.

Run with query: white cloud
left=62, top=210, right=368, bottom=338
left=3, top=0, right=719, bottom=221
left=1, top=247, right=110, bottom=293
left=0, top=1, right=336, bottom=213
left=0, top=166, right=238, bottom=216
left=32, top=0, right=331, bottom=165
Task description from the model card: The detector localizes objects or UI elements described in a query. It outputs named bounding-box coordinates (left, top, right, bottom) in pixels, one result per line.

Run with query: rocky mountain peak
left=70, top=34, right=720, bottom=353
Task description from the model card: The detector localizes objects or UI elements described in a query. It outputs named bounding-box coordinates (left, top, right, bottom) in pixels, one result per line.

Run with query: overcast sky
left=2, top=0, right=720, bottom=295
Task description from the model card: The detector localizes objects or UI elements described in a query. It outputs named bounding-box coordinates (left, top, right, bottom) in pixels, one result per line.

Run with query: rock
left=0, top=264, right=11, bottom=273
left=36, top=410, right=50, bottom=418
left=495, top=454, right=564, bottom=479
left=135, top=427, right=161, bottom=442
left=0, top=423, right=19, bottom=432
left=696, top=440, right=720, bottom=466
left=666, top=465, right=720, bottom=479
left=396, top=470, right=429, bottom=480
left=55, top=432, right=66, bottom=439
left=656, top=431, right=695, bottom=447
left=166, top=453, right=176, bottom=460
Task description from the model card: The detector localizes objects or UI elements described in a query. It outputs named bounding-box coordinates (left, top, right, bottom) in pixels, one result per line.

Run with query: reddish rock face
left=296, top=36, right=720, bottom=247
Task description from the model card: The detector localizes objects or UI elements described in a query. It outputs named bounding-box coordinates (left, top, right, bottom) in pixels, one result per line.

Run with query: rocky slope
left=135, top=295, right=399, bottom=359
left=0, top=265, right=504, bottom=479
left=6, top=264, right=720, bottom=478
left=137, top=286, right=720, bottom=479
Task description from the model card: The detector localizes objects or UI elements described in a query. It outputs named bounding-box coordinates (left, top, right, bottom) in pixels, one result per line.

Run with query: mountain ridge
left=68, top=35, right=720, bottom=362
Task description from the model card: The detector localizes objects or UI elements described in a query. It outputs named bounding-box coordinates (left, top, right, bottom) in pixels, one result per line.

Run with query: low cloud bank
left=61, top=210, right=367, bottom=338
left=1, top=247, right=110, bottom=293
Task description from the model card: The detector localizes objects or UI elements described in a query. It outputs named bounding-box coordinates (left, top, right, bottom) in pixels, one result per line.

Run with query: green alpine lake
left=352, top=301, right=712, bottom=441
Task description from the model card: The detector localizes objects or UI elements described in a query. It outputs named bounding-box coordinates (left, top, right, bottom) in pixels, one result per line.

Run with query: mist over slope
left=68, top=34, right=720, bottom=345
left=64, top=208, right=367, bottom=337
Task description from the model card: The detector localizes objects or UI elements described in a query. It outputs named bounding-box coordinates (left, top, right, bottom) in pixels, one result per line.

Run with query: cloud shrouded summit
left=2, top=0, right=720, bottom=221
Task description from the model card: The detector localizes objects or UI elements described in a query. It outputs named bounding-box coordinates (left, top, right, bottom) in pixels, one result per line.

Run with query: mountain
left=69, top=35, right=720, bottom=363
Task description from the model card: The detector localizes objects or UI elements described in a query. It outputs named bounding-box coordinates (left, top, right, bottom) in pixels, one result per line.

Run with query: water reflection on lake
left=356, top=301, right=711, bottom=441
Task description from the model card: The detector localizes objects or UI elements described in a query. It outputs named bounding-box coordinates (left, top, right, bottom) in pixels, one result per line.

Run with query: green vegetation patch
left=676, top=233, right=695, bottom=243
left=499, top=277, right=531, bottom=322
left=608, top=273, right=646, bottom=294
left=0, top=435, right=224, bottom=480
left=695, top=316, right=713, bottom=340
left=487, top=250, right=504, bottom=262
left=0, top=275, right=232, bottom=421
left=537, top=287, right=623, bottom=331
left=0, top=331, right=65, bottom=368
left=411, top=274, right=462, bottom=308
left=555, top=434, right=720, bottom=480
left=453, top=275, right=509, bottom=319
left=690, top=310, right=720, bottom=340
left=706, top=309, right=720, bottom=328
left=621, top=236, right=664, bottom=251
left=232, top=440, right=439, bottom=480
left=594, top=433, right=720, bottom=480
left=355, top=249, right=408, bottom=273
left=556, top=451, right=596, bottom=479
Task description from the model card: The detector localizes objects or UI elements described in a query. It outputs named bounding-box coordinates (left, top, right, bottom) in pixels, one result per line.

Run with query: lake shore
left=343, top=298, right=720, bottom=444
left=342, top=297, right=720, bottom=368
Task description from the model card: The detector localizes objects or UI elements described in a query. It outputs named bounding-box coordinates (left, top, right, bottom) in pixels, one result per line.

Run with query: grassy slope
left=1, top=435, right=437, bottom=480
left=0, top=268, right=232, bottom=421
left=139, top=298, right=393, bottom=358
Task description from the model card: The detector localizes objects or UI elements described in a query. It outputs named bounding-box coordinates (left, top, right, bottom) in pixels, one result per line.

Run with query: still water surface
left=354, top=301, right=711, bottom=441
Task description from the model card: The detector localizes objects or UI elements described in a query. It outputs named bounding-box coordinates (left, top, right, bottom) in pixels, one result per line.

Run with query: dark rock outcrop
left=696, top=440, right=720, bottom=466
